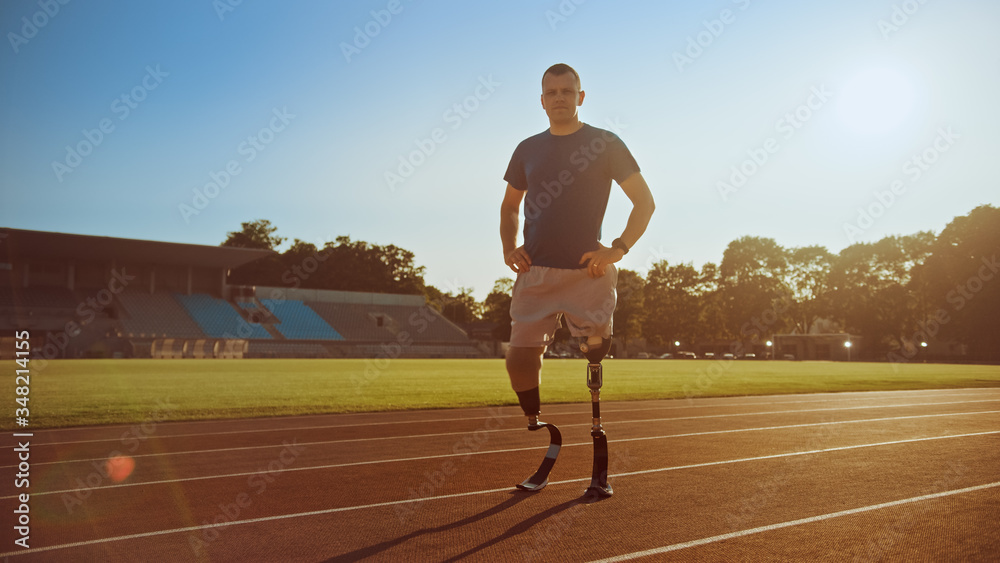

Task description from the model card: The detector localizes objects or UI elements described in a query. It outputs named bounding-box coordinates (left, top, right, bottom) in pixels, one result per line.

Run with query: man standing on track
left=500, top=63, right=656, bottom=424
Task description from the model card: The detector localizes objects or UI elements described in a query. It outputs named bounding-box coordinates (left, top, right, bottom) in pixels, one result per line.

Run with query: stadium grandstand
left=0, top=228, right=486, bottom=360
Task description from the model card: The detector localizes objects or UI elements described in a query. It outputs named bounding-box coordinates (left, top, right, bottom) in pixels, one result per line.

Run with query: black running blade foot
left=585, top=433, right=613, bottom=498
left=516, top=422, right=561, bottom=492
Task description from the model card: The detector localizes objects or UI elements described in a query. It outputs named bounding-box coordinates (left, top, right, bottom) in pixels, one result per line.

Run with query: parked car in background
left=659, top=353, right=673, bottom=359
left=677, top=351, right=697, bottom=359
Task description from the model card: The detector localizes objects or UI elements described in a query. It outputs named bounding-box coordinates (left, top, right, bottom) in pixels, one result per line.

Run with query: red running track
left=2, top=388, right=999, bottom=561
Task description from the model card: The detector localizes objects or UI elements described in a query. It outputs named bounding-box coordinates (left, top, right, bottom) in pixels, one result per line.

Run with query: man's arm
left=580, top=171, right=655, bottom=277
left=501, top=183, right=532, bottom=273
left=615, top=171, right=656, bottom=250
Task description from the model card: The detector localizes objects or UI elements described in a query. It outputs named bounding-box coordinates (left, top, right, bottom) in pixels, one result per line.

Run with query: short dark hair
left=542, top=63, right=581, bottom=90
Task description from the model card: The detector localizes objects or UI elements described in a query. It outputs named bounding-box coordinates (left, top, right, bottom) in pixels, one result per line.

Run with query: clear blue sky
left=2, top=0, right=998, bottom=300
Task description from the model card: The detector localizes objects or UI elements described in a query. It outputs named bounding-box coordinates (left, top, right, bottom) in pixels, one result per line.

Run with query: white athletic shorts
left=509, top=264, right=617, bottom=348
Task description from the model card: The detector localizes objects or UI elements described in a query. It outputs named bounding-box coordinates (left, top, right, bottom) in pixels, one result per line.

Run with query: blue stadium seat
left=175, top=294, right=271, bottom=339
left=260, top=299, right=343, bottom=340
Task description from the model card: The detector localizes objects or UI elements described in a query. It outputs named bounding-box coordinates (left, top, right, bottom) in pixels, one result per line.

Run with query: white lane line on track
left=561, top=430, right=1000, bottom=484
left=1, top=433, right=997, bottom=559
left=585, top=481, right=1000, bottom=563
left=7, top=412, right=998, bottom=499
left=12, top=391, right=1000, bottom=446
left=9, top=398, right=998, bottom=453
left=13, top=409, right=1000, bottom=470
left=24, top=388, right=1000, bottom=435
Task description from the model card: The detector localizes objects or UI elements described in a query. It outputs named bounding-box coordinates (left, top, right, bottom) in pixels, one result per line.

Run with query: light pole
left=766, top=340, right=773, bottom=360
left=844, top=339, right=852, bottom=362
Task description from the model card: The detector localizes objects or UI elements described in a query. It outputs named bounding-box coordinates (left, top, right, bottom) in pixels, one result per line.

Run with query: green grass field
left=9, top=358, right=1000, bottom=429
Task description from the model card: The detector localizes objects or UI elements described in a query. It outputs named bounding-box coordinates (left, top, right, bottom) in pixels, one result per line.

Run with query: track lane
left=6, top=431, right=996, bottom=561
left=2, top=389, right=997, bottom=561
left=6, top=406, right=998, bottom=502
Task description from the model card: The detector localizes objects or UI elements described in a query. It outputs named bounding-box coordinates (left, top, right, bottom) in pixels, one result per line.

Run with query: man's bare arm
left=579, top=171, right=655, bottom=277
left=616, top=171, right=656, bottom=250
left=500, top=183, right=531, bottom=273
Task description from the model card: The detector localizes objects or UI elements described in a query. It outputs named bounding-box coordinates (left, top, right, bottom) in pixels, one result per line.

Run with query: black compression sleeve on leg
left=515, top=387, right=541, bottom=416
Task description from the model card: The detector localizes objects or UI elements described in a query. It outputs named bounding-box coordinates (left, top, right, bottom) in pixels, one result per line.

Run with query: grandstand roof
left=0, top=228, right=275, bottom=269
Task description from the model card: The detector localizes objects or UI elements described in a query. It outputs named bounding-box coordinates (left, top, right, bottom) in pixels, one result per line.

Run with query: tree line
left=223, top=205, right=999, bottom=362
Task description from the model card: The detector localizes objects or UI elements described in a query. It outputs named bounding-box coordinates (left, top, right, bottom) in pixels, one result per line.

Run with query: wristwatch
left=612, top=237, right=629, bottom=255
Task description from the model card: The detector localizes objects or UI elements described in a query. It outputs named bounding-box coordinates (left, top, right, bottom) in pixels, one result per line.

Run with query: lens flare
left=106, top=455, right=136, bottom=483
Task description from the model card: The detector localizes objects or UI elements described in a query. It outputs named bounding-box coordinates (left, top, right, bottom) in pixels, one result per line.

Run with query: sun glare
left=836, top=68, right=917, bottom=135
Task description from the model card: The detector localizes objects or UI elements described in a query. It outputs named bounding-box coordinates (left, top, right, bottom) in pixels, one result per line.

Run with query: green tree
left=222, top=223, right=430, bottom=295
left=695, top=262, right=725, bottom=342
left=826, top=234, right=933, bottom=358
left=438, top=286, right=481, bottom=325
left=223, top=219, right=284, bottom=285
left=279, top=239, right=323, bottom=288
left=718, top=236, right=791, bottom=343
left=786, top=245, right=834, bottom=333
left=920, top=205, right=1000, bottom=359
left=222, top=219, right=285, bottom=250
left=316, top=236, right=427, bottom=294
left=642, top=261, right=702, bottom=348
left=482, top=278, right=514, bottom=341
left=613, top=268, right=645, bottom=354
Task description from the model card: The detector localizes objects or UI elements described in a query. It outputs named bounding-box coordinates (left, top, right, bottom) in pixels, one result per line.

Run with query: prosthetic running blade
left=516, top=421, right=562, bottom=491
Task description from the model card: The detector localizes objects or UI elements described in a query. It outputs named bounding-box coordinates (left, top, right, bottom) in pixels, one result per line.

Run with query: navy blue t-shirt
left=504, top=124, right=640, bottom=269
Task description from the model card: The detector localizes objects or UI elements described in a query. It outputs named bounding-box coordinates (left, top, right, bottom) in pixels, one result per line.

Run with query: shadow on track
left=322, top=489, right=609, bottom=562
left=442, top=490, right=610, bottom=562
left=322, top=493, right=530, bottom=562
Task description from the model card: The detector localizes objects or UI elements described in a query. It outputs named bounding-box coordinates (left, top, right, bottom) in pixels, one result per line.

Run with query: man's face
left=540, top=72, right=584, bottom=123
